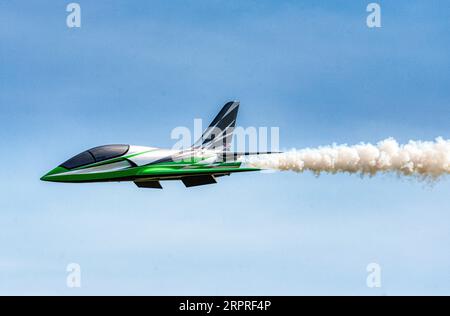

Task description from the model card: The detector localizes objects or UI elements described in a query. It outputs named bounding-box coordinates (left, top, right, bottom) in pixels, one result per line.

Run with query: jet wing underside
left=133, top=173, right=233, bottom=189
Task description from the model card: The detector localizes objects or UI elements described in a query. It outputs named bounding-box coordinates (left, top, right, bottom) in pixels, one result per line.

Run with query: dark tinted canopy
left=60, top=151, right=95, bottom=170
left=60, top=144, right=129, bottom=169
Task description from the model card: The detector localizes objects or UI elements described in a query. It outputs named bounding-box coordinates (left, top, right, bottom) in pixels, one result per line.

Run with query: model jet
left=41, top=101, right=278, bottom=188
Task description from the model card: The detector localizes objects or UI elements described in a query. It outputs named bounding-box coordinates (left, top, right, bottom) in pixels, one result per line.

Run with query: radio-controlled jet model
left=41, top=101, right=277, bottom=188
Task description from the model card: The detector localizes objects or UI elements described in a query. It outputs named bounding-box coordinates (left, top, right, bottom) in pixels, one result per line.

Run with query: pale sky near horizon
left=0, top=0, right=449, bottom=295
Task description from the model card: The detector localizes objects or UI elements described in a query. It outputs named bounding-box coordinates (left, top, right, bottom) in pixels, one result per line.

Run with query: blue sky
left=0, top=0, right=449, bottom=295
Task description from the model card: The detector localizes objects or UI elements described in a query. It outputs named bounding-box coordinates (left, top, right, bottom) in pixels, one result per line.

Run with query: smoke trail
left=245, top=138, right=450, bottom=179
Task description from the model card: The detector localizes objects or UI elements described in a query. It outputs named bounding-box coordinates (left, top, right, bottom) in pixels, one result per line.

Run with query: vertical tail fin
left=192, top=101, right=239, bottom=151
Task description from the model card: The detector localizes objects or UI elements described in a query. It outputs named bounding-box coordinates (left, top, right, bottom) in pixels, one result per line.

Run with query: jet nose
left=40, top=172, right=52, bottom=181
left=40, top=166, right=67, bottom=182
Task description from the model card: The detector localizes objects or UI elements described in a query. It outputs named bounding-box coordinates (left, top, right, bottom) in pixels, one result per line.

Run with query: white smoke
left=245, top=137, right=450, bottom=180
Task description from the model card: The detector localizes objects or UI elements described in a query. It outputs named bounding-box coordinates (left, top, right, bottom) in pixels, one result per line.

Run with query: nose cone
left=40, top=166, right=67, bottom=182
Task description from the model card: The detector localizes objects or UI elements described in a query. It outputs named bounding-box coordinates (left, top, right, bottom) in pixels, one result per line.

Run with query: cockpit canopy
left=60, top=144, right=130, bottom=169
